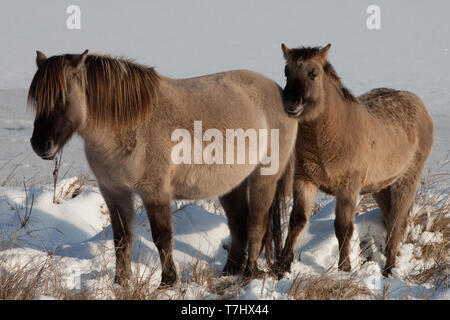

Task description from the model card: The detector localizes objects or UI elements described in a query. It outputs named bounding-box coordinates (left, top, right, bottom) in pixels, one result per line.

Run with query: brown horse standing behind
left=279, top=44, right=434, bottom=276
left=28, top=51, right=298, bottom=287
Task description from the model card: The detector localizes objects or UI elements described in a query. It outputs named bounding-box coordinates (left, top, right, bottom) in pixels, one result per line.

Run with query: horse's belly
left=171, top=163, right=256, bottom=200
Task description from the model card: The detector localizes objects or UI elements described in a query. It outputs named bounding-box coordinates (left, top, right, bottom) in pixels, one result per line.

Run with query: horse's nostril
left=45, top=140, right=53, bottom=151
left=287, top=101, right=299, bottom=110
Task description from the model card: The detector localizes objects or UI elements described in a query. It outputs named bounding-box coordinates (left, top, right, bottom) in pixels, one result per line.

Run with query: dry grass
left=0, top=256, right=51, bottom=299
left=0, top=243, right=168, bottom=300
left=53, top=174, right=93, bottom=204
left=0, top=254, right=97, bottom=300
left=288, top=270, right=373, bottom=300
left=104, top=265, right=161, bottom=300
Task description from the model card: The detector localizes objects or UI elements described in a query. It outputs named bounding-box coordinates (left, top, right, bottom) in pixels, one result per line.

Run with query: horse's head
left=28, top=50, right=89, bottom=160
left=281, top=43, right=331, bottom=121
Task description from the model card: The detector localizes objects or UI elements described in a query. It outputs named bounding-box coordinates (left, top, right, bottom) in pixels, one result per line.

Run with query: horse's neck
left=307, top=80, right=358, bottom=159
left=78, top=121, right=124, bottom=156
left=315, top=81, right=349, bottom=140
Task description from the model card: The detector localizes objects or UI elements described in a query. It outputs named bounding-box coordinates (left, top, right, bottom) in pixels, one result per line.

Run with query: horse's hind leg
left=373, top=187, right=391, bottom=226
left=383, top=167, right=422, bottom=276
left=220, top=180, right=249, bottom=275
left=99, top=184, right=135, bottom=285
left=244, top=176, right=278, bottom=278
left=279, top=179, right=317, bottom=273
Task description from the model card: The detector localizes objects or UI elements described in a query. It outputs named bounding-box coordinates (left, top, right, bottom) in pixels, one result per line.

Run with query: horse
left=27, top=50, right=298, bottom=287
left=278, top=44, right=434, bottom=276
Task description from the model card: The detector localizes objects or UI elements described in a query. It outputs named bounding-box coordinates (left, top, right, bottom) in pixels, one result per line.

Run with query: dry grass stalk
left=288, top=270, right=373, bottom=300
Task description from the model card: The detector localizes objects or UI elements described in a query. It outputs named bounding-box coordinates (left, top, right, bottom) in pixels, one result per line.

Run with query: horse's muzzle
left=30, top=137, right=57, bottom=160
left=284, top=98, right=304, bottom=117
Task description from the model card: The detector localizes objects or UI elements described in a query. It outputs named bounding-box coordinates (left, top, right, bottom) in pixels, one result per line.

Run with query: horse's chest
left=84, top=143, right=141, bottom=189
left=297, top=154, right=336, bottom=194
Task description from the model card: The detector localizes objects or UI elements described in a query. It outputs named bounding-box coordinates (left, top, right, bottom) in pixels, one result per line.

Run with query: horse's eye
left=308, top=71, right=317, bottom=80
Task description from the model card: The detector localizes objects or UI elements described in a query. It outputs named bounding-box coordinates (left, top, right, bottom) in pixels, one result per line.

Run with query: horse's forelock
left=28, top=56, right=68, bottom=117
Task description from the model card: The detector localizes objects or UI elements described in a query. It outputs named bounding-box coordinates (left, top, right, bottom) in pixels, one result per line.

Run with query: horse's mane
left=28, top=53, right=160, bottom=131
left=287, top=46, right=357, bottom=103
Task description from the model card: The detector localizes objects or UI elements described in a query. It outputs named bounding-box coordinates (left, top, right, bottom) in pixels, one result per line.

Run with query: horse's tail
left=264, top=152, right=294, bottom=272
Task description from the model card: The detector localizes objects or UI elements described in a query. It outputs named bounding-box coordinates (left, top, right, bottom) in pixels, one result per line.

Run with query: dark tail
left=264, top=152, right=294, bottom=272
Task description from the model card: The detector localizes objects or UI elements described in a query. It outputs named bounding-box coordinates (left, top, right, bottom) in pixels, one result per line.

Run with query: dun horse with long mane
left=28, top=50, right=298, bottom=286
left=279, top=44, right=434, bottom=276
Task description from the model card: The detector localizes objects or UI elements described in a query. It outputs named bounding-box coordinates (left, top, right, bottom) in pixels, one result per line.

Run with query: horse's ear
left=317, top=43, right=331, bottom=65
left=281, top=43, right=291, bottom=60
left=71, top=49, right=89, bottom=70
left=36, top=50, right=47, bottom=68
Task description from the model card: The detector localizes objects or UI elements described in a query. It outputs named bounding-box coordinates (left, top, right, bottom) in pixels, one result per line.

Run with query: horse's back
left=175, top=69, right=285, bottom=113
left=359, top=88, right=434, bottom=150
left=359, top=88, right=420, bottom=122
left=360, top=88, right=428, bottom=121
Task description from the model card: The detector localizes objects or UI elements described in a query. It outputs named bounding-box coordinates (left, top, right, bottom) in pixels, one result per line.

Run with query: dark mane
left=288, top=46, right=357, bottom=102
left=28, top=54, right=160, bottom=131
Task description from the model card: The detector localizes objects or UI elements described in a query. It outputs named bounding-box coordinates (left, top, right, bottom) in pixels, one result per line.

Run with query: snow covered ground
left=0, top=177, right=447, bottom=299
left=0, top=1, right=448, bottom=299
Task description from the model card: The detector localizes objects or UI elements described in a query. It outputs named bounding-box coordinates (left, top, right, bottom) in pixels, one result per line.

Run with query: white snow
left=0, top=178, right=447, bottom=299
left=418, top=232, right=443, bottom=246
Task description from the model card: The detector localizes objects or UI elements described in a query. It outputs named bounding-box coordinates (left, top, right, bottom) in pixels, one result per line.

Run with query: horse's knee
left=334, top=216, right=354, bottom=239
left=290, top=209, right=308, bottom=230
left=144, top=200, right=173, bottom=243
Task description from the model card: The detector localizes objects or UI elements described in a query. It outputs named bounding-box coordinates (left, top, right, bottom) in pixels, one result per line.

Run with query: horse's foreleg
left=220, top=180, right=249, bottom=275
left=279, top=179, right=317, bottom=273
left=143, top=198, right=177, bottom=287
left=99, top=184, right=135, bottom=285
left=335, top=190, right=358, bottom=272
left=244, top=178, right=278, bottom=278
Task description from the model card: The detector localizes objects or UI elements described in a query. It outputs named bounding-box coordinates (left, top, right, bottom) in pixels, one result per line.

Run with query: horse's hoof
left=157, top=282, right=173, bottom=290
left=382, top=267, right=393, bottom=278
left=222, top=261, right=242, bottom=276
left=338, top=262, right=351, bottom=272
left=276, top=267, right=291, bottom=280
left=268, top=260, right=291, bottom=280
left=160, top=272, right=178, bottom=288
left=277, top=260, right=292, bottom=274
left=243, top=266, right=266, bottom=280
left=114, top=274, right=131, bottom=286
